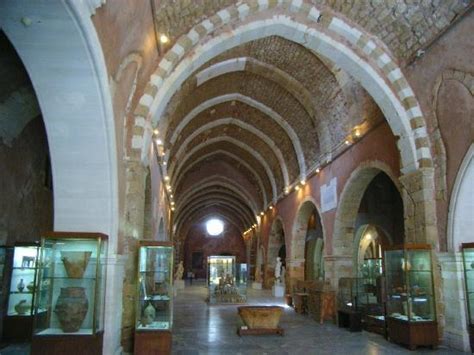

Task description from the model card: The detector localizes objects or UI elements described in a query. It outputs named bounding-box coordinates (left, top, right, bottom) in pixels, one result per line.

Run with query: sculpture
left=274, top=257, right=282, bottom=284
left=175, top=261, right=184, bottom=280
left=141, top=302, right=156, bottom=326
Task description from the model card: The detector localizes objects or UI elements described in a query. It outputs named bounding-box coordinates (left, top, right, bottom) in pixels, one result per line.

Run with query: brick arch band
left=133, top=1, right=432, bottom=183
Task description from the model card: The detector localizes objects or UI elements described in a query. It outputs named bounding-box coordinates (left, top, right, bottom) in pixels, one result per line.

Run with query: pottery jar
left=54, top=287, right=89, bottom=333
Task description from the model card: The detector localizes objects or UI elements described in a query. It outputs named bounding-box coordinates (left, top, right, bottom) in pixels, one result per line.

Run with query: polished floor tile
left=172, top=281, right=467, bottom=355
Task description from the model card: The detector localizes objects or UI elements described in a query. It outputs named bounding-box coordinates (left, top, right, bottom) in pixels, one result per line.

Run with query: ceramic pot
left=15, top=299, right=31, bottom=315
left=60, top=251, right=92, bottom=278
left=27, top=281, right=35, bottom=292
left=54, top=287, right=88, bottom=333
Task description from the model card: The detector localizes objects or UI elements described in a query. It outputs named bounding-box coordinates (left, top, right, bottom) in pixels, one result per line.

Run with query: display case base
left=134, top=329, right=172, bottom=355
left=31, top=331, right=103, bottom=355
left=337, top=310, right=362, bottom=332
left=469, top=324, right=474, bottom=353
left=2, top=315, right=33, bottom=341
left=387, top=317, right=438, bottom=350
left=272, top=285, right=284, bottom=297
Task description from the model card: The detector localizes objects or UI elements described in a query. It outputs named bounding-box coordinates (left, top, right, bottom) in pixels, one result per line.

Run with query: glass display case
left=337, top=277, right=362, bottom=331
left=2, top=244, right=41, bottom=341
left=461, top=242, right=474, bottom=351
left=32, top=232, right=107, bottom=336
left=207, top=256, right=246, bottom=304
left=358, top=258, right=385, bottom=335
left=7, top=245, right=40, bottom=317
left=134, top=241, right=174, bottom=355
left=136, top=241, right=173, bottom=331
left=384, top=244, right=437, bottom=349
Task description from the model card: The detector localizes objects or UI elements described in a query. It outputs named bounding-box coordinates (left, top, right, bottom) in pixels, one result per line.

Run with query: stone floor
left=172, top=281, right=467, bottom=355
left=0, top=282, right=468, bottom=354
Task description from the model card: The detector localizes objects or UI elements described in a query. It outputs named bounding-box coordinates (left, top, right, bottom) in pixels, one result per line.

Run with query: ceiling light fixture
left=315, top=167, right=321, bottom=174
left=164, top=176, right=170, bottom=181
left=160, top=34, right=169, bottom=44
left=153, top=128, right=159, bottom=135
left=155, top=138, right=163, bottom=145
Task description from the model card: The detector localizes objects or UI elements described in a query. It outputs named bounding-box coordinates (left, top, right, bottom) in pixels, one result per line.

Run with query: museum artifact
left=237, top=306, right=284, bottom=336
left=14, top=299, right=31, bottom=315
left=60, top=251, right=92, bottom=278
left=54, top=287, right=89, bottom=333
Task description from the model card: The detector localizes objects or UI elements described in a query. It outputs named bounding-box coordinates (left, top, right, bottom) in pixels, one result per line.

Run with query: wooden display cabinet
left=134, top=241, right=174, bottom=355
left=384, top=244, right=437, bottom=350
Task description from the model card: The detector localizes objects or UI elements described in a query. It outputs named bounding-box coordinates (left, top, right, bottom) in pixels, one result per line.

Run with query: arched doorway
left=266, top=218, right=286, bottom=289
left=353, top=172, right=404, bottom=274
left=304, top=209, right=324, bottom=281
left=291, top=200, right=324, bottom=289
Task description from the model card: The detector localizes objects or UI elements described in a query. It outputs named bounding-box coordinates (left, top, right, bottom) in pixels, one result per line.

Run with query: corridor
left=172, top=283, right=464, bottom=355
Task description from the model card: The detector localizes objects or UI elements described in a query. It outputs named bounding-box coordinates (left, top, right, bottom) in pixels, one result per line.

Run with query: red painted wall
left=260, top=121, right=401, bottom=259
left=183, top=222, right=247, bottom=279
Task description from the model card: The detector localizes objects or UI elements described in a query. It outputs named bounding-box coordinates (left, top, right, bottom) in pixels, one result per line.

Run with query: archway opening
left=266, top=219, right=286, bottom=289
left=291, top=200, right=324, bottom=289
left=304, top=209, right=324, bottom=281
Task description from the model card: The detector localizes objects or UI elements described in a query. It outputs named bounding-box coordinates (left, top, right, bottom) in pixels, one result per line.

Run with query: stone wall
left=0, top=116, right=53, bottom=245
left=0, top=32, right=53, bottom=246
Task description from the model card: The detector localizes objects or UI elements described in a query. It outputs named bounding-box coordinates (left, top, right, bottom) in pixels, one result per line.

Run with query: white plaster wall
left=0, top=1, right=121, bottom=353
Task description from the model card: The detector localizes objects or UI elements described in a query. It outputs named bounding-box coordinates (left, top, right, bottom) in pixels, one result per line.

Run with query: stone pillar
left=288, top=258, right=305, bottom=292
left=399, top=168, right=437, bottom=245
left=438, top=252, right=470, bottom=352
left=120, top=160, right=148, bottom=352
left=103, top=255, right=126, bottom=355
left=324, top=255, right=353, bottom=291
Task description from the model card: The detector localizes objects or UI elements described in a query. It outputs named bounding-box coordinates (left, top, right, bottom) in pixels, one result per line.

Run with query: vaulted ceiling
left=153, top=0, right=470, bottom=240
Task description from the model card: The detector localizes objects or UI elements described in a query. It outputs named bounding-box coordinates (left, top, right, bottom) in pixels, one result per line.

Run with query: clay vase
left=54, top=287, right=88, bottom=333
left=17, top=278, right=25, bottom=292
left=15, top=299, right=31, bottom=315
left=60, top=251, right=92, bottom=278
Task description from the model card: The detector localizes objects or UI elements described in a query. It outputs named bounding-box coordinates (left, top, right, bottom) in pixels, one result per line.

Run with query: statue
left=274, top=257, right=282, bottom=284
left=280, top=266, right=286, bottom=287
left=175, top=261, right=184, bottom=280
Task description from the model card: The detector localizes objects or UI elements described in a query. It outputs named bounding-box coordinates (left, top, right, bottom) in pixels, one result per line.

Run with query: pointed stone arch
left=134, top=2, right=432, bottom=176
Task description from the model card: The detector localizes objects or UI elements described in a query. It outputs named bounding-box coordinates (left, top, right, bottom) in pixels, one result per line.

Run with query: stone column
left=438, top=252, right=470, bottom=352
left=399, top=168, right=437, bottom=245
left=120, top=160, right=148, bottom=352
left=324, top=255, right=353, bottom=291
left=287, top=257, right=305, bottom=292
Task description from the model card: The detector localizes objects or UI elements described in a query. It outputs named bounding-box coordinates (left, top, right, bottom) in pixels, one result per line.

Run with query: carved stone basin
left=238, top=306, right=283, bottom=329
